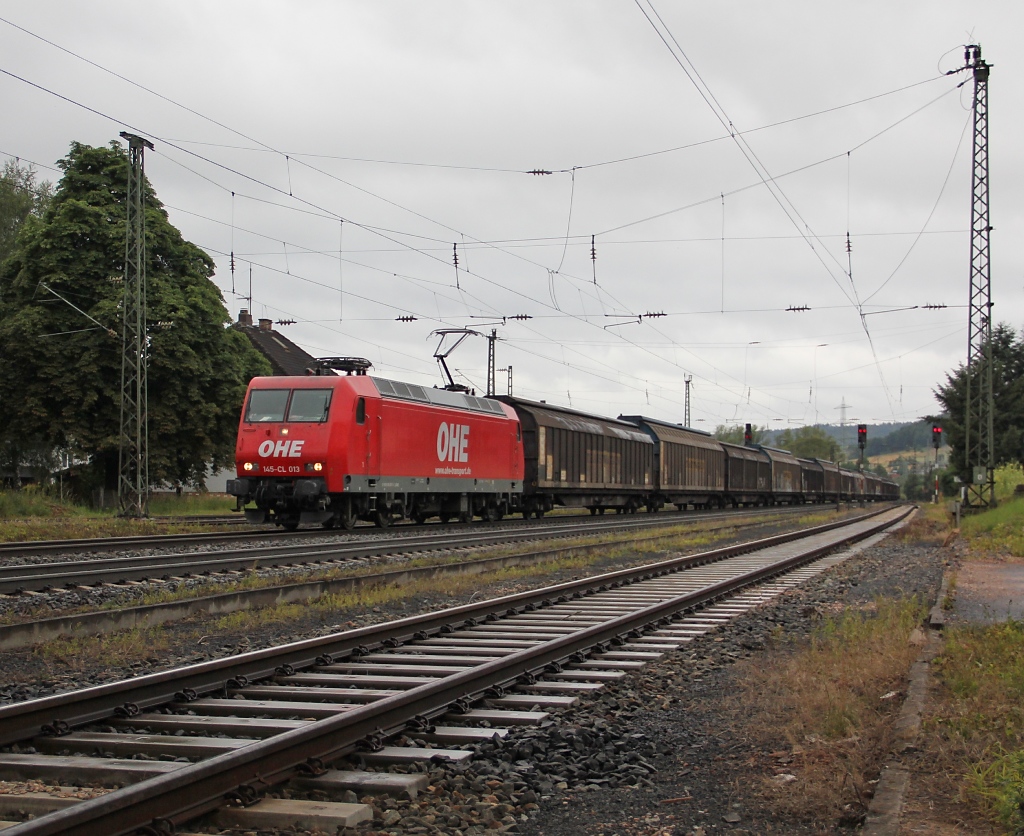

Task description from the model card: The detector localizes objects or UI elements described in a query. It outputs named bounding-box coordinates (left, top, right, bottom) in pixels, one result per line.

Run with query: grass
left=926, top=619, right=1024, bottom=833
left=33, top=626, right=178, bottom=672
left=740, top=596, right=930, bottom=823
left=959, top=496, right=1024, bottom=559
left=0, top=488, right=241, bottom=542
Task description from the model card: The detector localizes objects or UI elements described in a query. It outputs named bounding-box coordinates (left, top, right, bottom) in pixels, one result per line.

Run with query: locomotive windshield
left=244, top=388, right=332, bottom=423
left=245, top=389, right=289, bottom=422
left=286, top=389, right=332, bottom=422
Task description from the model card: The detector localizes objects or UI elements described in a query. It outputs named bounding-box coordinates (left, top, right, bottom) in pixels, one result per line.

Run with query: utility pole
left=684, top=374, right=693, bottom=428
left=118, top=132, right=153, bottom=518
left=835, top=398, right=852, bottom=460
left=498, top=365, right=513, bottom=396
left=958, top=45, right=996, bottom=511
left=486, top=329, right=497, bottom=397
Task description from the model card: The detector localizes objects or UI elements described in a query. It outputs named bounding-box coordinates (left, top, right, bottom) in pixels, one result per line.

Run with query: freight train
left=226, top=366, right=900, bottom=530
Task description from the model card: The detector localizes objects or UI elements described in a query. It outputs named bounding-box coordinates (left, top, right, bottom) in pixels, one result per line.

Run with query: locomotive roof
left=371, top=376, right=509, bottom=416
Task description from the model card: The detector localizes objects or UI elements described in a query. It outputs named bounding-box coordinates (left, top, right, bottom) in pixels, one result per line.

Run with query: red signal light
left=857, top=424, right=867, bottom=450
left=932, top=424, right=942, bottom=448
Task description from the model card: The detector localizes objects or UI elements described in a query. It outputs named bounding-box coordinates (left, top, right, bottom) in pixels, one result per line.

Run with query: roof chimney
left=258, top=318, right=273, bottom=331
left=237, top=309, right=253, bottom=327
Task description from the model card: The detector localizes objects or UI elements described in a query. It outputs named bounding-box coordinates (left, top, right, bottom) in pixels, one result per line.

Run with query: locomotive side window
left=245, top=389, right=289, bottom=422
left=355, top=398, right=366, bottom=424
left=287, top=389, right=332, bottom=422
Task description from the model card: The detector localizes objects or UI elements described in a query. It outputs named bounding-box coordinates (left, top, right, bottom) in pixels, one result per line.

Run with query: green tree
left=774, top=425, right=836, bottom=460
left=714, top=423, right=766, bottom=446
left=0, top=159, right=52, bottom=266
left=934, top=323, right=1024, bottom=478
left=0, top=142, right=271, bottom=493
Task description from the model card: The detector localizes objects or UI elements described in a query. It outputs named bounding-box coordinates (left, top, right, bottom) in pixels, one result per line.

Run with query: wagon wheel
left=321, top=515, right=337, bottom=530
left=533, top=509, right=545, bottom=519
left=412, top=512, right=428, bottom=525
left=439, top=513, right=452, bottom=525
left=280, top=516, right=300, bottom=531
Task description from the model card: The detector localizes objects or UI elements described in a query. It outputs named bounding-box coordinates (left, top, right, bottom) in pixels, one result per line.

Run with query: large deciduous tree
left=713, top=424, right=766, bottom=446
left=773, top=425, right=837, bottom=460
left=0, top=142, right=271, bottom=493
left=933, top=323, right=1024, bottom=477
left=0, top=159, right=51, bottom=266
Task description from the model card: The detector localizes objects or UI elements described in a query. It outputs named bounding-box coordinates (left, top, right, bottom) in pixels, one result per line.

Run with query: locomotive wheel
left=534, top=509, right=545, bottom=519
left=339, top=504, right=357, bottom=530
left=483, top=504, right=499, bottom=523
left=373, top=510, right=392, bottom=528
left=522, top=510, right=532, bottom=520
left=280, top=517, right=300, bottom=531
left=322, top=516, right=337, bottom=530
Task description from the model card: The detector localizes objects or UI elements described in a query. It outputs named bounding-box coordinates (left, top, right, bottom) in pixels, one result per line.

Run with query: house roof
left=232, top=309, right=319, bottom=376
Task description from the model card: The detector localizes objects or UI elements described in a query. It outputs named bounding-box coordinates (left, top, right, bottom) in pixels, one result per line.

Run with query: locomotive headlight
left=305, top=462, right=324, bottom=472
left=243, top=462, right=257, bottom=472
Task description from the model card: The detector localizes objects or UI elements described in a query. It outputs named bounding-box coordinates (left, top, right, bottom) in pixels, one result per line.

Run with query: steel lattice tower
left=118, top=133, right=153, bottom=517
left=962, top=46, right=996, bottom=510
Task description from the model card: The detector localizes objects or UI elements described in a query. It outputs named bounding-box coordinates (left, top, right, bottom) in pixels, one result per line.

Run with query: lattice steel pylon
left=118, top=132, right=154, bottom=517
left=961, top=46, right=996, bottom=510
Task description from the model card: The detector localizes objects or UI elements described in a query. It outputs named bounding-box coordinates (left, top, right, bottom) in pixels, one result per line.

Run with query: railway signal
left=744, top=423, right=752, bottom=446
left=857, top=424, right=867, bottom=450
left=932, top=424, right=942, bottom=449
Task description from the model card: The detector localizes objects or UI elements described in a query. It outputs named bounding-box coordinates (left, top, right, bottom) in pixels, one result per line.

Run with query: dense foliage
left=773, top=425, right=837, bottom=460
left=0, top=159, right=52, bottom=266
left=0, top=142, right=270, bottom=492
left=864, top=420, right=934, bottom=456
left=934, top=323, right=1024, bottom=478
left=713, top=423, right=766, bottom=445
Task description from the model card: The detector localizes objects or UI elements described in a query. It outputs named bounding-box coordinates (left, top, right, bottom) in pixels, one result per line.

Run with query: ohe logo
left=258, top=439, right=305, bottom=458
left=437, top=423, right=469, bottom=463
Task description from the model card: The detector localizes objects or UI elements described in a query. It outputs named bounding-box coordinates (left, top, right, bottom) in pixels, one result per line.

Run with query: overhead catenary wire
left=0, top=20, right=970, bottom=425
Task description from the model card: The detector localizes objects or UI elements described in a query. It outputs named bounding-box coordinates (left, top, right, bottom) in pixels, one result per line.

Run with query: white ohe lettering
left=436, top=423, right=469, bottom=463
left=257, top=439, right=305, bottom=458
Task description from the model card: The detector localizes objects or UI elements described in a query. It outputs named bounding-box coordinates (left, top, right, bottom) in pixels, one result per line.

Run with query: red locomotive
left=227, top=363, right=523, bottom=530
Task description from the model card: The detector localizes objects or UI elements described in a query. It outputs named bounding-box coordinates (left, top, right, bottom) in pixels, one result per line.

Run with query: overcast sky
left=2, top=1, right=1021, bottom=435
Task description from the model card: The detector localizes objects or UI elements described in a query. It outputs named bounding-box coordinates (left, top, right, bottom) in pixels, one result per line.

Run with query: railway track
left=0, top=505, right=910, bottom=835
left=0, top=504, right=824, bottom=596
left=0, top=503, right=831, bottom=559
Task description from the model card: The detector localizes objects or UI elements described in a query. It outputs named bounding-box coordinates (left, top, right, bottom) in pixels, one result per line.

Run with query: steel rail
left=1, top=505, right=911, bottom=836
left=0, top=505, right=898, bottom=745
left=0, top=502, right=824, bottom=559
left=0, top=505, right=824, bottom=595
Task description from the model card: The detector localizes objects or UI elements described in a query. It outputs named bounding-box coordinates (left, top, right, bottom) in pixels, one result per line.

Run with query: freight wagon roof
left=720, top=442, right=769, bottom=462
left=618, top=415, right=722, bottom=451
left=756, top=445, right=801, bottom=466
left=372, top=377, right=511, bottom=417
left=497, top=398, right=653, bottom=445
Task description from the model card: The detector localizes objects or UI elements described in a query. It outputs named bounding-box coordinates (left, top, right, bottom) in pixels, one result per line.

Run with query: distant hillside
left=763, top=421, right=917, bottom=451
